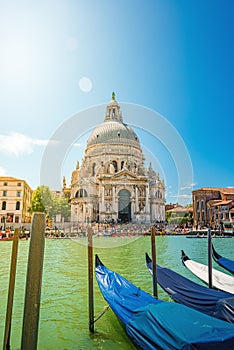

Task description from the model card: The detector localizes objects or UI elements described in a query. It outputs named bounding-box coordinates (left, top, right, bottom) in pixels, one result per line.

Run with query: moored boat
left=181, top=250, right=234, bottom=294
left=0, top=236, right=14, bottom=241
left=146, top=253, right=234, bottom=323
left=95, top=255, right=234, bottom=349
left=212, top=243, right=234, bottom=274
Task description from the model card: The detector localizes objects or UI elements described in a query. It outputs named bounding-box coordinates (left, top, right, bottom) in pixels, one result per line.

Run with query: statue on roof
left=63, top=176, right=67, bottom=188
left=112, top=92, right=115, bottom=100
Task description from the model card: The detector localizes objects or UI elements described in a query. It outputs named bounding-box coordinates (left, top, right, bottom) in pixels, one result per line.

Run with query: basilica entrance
left=118, top=189, right=131, bottom=222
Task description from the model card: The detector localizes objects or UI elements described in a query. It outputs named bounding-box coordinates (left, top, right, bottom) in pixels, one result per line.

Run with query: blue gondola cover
left=215, top=256, right=234, bottom=274
left=212, top=243, right=234, bottom=274
left=96, top=256, right=234, bottom=350
left=146, top=254, right=234, bottom=323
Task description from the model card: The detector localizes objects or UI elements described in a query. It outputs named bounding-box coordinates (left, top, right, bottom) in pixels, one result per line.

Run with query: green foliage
left=52, top=196, right=71, bottom=221
left=29, top=186, right=70, bottom=220
left=29, top=186, right=46, bottom=213
left=166, top=211, right=172, bottom=222
left=166, top=210, right=192, bottom=226
left=185, top=203, right=193, bottom=208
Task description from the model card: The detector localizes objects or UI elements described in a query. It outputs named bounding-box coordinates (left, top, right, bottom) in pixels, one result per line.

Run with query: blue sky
left=0, top=0, right=233, bottom=204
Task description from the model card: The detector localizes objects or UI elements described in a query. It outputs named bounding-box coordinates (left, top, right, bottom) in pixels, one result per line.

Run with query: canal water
left=0, top=236, right=233, bottom=349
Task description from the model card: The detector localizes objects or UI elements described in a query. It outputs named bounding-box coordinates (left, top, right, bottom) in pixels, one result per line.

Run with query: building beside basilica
left=63, top=94, right=165, bottom=224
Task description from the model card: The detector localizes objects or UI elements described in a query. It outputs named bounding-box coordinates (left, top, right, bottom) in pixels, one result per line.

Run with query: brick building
left=192, top=188, right=234, bottom=228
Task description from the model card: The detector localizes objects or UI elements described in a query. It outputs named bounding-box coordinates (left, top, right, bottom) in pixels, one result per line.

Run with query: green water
left=0, top=236, right=233, bottom=349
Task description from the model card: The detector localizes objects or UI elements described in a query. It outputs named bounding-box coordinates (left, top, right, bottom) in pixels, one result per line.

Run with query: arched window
left=112, top=161, right=117, bottom=172
left=16, top=201, right=20, bottom=210
left=121, top=161, right=124, bottom=170
left=2, top=201, right=6, bottom=210
left=75, top=189, right=88, bottom=198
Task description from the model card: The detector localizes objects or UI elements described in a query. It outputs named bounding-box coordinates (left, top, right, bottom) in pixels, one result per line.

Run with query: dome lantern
left=104, top=92, right=123, bottom=123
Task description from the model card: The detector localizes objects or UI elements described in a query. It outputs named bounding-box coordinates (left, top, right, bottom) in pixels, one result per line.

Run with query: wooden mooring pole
left=21, top=213, right=45, bottom=350
left=151, top=226, right=158, bottom=298
left=3, top=228, right=19, bottom=350
left=208, top=227, right=213, bottom=288
left=88, top=226, right=94, bottom=333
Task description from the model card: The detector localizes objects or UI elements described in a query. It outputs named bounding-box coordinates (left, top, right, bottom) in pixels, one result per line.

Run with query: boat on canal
left=181, top=250, right=234, bottom=294
left=95, top=255, right=234, bottom=349
left=146, top=253, right=234, bottom=323
left=212, top=243, right=234, bottom=274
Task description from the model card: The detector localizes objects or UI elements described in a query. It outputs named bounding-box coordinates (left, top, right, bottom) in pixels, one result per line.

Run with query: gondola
left=181, top=250, right=234, bottom=294
left=95, top=255, right=234, bottom=349
left=212, top=243, right=234, bottom=274
left=146, top=253, right=234, bottom=323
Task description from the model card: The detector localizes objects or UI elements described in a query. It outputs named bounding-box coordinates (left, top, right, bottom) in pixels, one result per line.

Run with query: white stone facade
left=68, top=95, right=165, bottom=224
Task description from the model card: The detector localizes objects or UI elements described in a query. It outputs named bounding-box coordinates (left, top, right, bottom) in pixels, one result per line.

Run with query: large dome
left=87, top=94, right=140, bottom=148
left=87, top=121, right=140, bottom=147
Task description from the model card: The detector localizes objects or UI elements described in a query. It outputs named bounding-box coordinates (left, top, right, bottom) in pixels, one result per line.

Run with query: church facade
left=65, top=94, right=165, bottom=224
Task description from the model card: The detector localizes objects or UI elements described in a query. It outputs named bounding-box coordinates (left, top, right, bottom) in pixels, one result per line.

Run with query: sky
left=0, top=0, right=233, bottom=205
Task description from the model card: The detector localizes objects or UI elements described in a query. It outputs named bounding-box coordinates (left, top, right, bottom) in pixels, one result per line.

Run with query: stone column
left=135, top=186, right=139, bottom=212
left=113, top=186, right=115, bottom=204
left=114, top=187, right=119, bottom=217
left=145, top=186, right=150, bottom=212
left=102, top=186, right=105, bottom=203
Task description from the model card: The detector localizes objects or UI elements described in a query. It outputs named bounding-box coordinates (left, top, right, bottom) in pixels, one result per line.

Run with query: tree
left=166, top=211, right=172, bottom=222
left=30, top=185, right=53, bottom=215
left=52, top=196, right=71, bottom=222
left=29, top=186, right=46, bottom=213
left=30, top=185, right=71, bottom=222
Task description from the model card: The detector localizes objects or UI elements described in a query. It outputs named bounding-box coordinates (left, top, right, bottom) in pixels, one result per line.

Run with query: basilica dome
left=87, top=121, right=140, bottom=148
left=87, top=93, right=140, bottom=148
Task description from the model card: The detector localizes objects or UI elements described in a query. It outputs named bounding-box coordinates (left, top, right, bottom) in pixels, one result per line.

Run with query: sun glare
left=1, top=18, right=47, bottom=90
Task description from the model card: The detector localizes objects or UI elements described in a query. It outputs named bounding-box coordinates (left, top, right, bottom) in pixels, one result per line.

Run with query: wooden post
left=3, top=228, right=19, bottom=350
left=208, top=227, right=213, bottom=288
left=88, top=226, right=94, bottom=333
left=151, top=226, right=158, bottom=298
left=21, top=213, right=45, bottom=350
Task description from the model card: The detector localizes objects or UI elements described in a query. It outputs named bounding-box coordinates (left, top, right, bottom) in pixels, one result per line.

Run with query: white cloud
left=0, top=132, right=57, bottom=157
left=169, top=193, right=192, bottom=199
left=0, top=166, right=6, bottom=175
left=180, top=182, right=196, bottom=190
left=73, top=142, right=83, bottom=147
left=177, top=194, right=192, bottom=198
